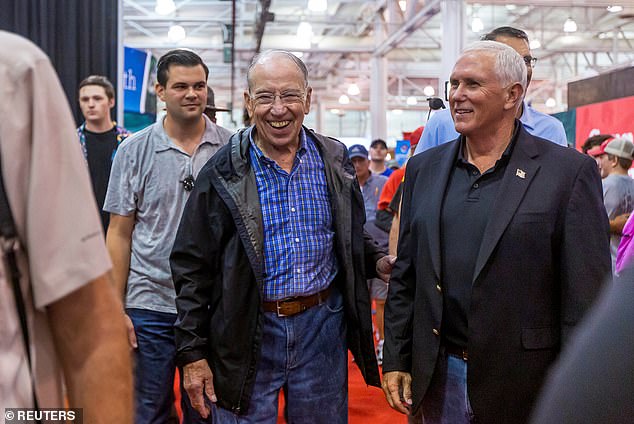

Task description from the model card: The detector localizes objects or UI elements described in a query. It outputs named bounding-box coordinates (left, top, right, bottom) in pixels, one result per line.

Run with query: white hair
left=247, top=50, right=309, bottom=92
left=462, top=40, right=527, bottom=91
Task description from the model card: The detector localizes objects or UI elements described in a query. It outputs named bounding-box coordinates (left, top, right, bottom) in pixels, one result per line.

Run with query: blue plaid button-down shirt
left=249, top=128, right=338, bottom=301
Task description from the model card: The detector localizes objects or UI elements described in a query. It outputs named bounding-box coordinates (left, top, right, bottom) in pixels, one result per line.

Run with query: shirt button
left=294, top=238, right=300, bottom=243
left=473, top=183, right=479, bottom=189
left=432, top=328, right=440, bottom=336
left=436, top=284, right=442, bottom=293
left=291, top=207, right=296, bottom=212
left=296, top=269, right=302, bottom=274
left=472, top=170, right=478, bottom=176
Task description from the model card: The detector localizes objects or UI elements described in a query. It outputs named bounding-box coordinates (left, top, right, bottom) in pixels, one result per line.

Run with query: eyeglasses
left=523, top=56, right=538, bottom=67
left=250, top=91, right=305, bottom=106
left=181, top=175, right=194, bottom=192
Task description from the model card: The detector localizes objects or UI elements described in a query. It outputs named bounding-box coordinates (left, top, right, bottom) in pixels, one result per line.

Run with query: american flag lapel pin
left=516, top=168, right=526, bottom=179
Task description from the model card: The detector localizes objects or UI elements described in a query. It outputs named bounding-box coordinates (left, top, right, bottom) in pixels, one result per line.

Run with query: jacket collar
left=424, top=123, right=541, bottom=282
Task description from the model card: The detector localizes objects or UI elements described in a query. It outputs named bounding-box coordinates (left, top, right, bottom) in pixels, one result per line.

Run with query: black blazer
left=383, top=126, right=611, bottom=423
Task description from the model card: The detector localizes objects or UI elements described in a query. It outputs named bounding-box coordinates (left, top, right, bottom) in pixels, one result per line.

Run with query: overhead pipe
left=373, top=0, right=441, bottom=58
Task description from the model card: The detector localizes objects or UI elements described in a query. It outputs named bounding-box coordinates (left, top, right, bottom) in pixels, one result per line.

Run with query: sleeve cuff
left=175, top=349, right=208, bottom=368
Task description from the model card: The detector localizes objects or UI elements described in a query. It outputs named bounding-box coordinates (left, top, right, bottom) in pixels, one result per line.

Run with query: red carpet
left=275, top=353, right=407, bottom=423
left=344, top=354, right=408, bottom=424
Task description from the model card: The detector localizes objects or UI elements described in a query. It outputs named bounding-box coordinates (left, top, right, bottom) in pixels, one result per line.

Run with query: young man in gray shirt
left=104, top=49, right=231, bottom=423
left=588, top=137, right=634, bottom=272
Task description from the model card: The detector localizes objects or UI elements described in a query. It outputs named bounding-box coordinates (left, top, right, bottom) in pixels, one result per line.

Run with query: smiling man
left=104, top=49, right=231, bottom=424
left=170, top=50, right=395, bottom=423
left=414, top=26, right=568, bottom=155
left=382, top=41, right=610, bottom=423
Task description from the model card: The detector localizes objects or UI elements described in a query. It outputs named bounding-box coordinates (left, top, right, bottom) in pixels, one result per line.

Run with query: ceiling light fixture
left=330, top=108, right=340, bottom=114
left=529, top=39, right=542, bottom=49
left=545, top=97, right=556, bottom=108
left=297, top=21, right=313, bottom=41
left=168, top=25, right=186, bottom=42
left=308, top=0, right=328, bottom=13
left=347, top=83, right=360, bottom=96
left=471, top=15, right=484, bottom=33
left=563, top=17, right=577, bottom=33
left=155, top=0, right=176, bottom=15
left=607, top=5, right=623, bottom=13
left=406, top=96, right=417, bottom=105
left=338, top=94, right=350, bottom=105
left=423, top=85, right=435, bottom=97
left=398, top=1, right=407, bottom=12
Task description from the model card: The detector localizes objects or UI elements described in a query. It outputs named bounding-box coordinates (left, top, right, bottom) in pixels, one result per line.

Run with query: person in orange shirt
left=376, top=126, right=424, bottom=255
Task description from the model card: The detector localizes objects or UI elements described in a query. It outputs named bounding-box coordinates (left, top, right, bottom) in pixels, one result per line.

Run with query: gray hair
left=462, top=41, right=527, bottom=91
left=246, top=50, right=309, bottom=92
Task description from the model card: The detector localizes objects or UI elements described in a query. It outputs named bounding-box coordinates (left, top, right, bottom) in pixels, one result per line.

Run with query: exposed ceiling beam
left=373, top=0, right=442, bottom=57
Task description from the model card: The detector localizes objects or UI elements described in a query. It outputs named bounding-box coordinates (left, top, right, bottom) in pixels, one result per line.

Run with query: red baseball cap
left=587, top=137, right=634, bottom=159
left=409, top=126, right=424, bottom=147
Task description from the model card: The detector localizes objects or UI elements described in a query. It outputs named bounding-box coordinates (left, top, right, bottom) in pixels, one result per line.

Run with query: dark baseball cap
left=370, top=139, right=388, bottom=149
left=348, top=144, right=369, bottom=159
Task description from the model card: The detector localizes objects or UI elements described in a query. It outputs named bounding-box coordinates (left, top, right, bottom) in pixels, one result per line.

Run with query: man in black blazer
left=382, top=40, right=611, bottom=424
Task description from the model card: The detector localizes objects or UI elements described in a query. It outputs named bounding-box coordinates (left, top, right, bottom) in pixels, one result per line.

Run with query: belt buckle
left=461, top=349, right=468, bottom=362
left=275, top=300, right=288, bottom=317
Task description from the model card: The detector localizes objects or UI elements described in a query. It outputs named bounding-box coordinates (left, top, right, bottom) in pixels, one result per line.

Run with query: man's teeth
left=270, top=121, right=290, bottom=128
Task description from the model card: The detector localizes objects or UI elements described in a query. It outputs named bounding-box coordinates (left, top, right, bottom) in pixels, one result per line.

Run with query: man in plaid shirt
left=171, top=50, right=395, bottom=423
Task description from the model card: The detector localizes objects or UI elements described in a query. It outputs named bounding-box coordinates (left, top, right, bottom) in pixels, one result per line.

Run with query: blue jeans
left=414, top=348, right=475, bottom=424
left=127, top=308, right=210, bottom=424
left=212, top=287, right=348, bottom=424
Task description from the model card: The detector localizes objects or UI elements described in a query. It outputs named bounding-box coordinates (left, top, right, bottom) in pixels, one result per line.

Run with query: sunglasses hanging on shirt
left=181, top=175, right=195, bottom=192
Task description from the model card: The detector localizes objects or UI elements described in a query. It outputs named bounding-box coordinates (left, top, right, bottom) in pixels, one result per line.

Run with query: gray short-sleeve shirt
left=104, top=115, right=231, bottom=313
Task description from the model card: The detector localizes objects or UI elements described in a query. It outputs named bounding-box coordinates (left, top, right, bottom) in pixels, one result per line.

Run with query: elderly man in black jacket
left=170, top=50, right=394, bottom=423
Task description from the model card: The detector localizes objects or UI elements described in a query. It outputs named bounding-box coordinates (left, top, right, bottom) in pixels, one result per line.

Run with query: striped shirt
left=249, top=129, right=338, bottom=301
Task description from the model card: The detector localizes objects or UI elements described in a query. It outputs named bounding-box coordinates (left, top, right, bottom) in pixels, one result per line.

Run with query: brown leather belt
left=262, top=287, right=331, bottom=317
left=443, top=342, right=469, bottom=361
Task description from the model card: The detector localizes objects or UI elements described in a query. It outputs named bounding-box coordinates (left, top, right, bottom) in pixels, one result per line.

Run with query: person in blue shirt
left=414, top=26, right=568, bottom=155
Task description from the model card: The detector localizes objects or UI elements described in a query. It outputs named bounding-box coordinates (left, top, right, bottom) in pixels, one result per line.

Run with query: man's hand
left=124, top=314, right=137, bottom=349
left=183, top=359, right=216, bottom=419
left=377, top=255, right=397, bottom=283
left=382, top=371, right=413, bottom=414
left=610, top=213, right=630, bottom=235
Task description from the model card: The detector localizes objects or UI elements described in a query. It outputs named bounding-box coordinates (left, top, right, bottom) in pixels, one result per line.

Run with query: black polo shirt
left=440, top=123, right=520, bottom=349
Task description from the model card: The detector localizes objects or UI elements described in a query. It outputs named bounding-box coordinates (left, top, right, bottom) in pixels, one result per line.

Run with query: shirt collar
left=154, top=114, right=219, bottom=153
left=518, top=100, right=537, bottom=131
left=456, top=120, right=521, bottom=167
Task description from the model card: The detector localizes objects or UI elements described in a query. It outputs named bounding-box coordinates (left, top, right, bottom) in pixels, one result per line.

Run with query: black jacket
left=171, top=126, right=383, bottom=414
left=384, top=127, right=610, bottom=423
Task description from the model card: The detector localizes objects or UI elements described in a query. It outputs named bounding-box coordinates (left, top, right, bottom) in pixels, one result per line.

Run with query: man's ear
left=504, top=82, right=524, bottom=111
left=244, top=90, right=254, bottom=118
left=156, top=82, right=165, bottom=102
left=303, top=86, right=312, bottom=115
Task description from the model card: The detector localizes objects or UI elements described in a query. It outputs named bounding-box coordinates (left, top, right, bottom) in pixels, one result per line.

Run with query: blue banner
left=395, top=139, right=410, bottom=166
left=123, top=47, right=151, bottom=114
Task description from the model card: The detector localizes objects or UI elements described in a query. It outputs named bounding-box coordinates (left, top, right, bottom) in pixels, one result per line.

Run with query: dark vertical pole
left=231, top=0, right=237, bottom=127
